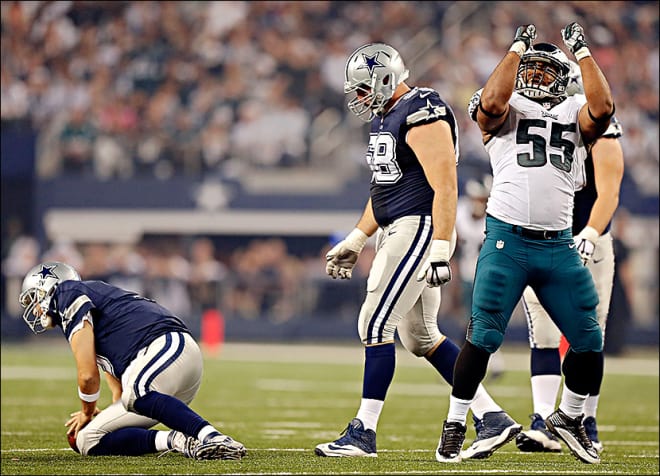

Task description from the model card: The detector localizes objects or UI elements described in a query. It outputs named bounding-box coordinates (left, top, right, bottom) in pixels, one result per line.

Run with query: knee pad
left=467, top=316, right=504, bottom=354
left=76, top=426, right=103, bottom=456
left=569, top=325, right=603, bottom=353
left=397, top=318, right=442, bottom=357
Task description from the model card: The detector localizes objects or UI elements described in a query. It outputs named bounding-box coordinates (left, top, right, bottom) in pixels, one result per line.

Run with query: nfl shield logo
left=496, top=240, right=504, bottom=249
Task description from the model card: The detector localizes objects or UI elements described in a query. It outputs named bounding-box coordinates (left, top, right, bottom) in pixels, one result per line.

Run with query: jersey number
left=366, top=132, right=402, bottom=184
left=516, top=119, right=576, bottom=172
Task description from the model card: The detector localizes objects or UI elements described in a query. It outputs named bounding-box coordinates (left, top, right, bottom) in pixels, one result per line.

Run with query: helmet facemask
left=19, top=287, right=55, bottom=333
left=515, top=43, right=570, bottom=105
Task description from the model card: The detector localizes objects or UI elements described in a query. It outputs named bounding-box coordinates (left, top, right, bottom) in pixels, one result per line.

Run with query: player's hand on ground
left=65, top=407, right=99, bottom=438
left=325, top=228, right=368, bottom=280
left=416, top=240, right=452, bottom=287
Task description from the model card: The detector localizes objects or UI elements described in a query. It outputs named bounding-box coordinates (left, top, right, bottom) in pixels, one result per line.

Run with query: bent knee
left=467, top=322, right=504, bottom=354
left=76, top=427, right=104, bottom=456
left=568, top=327, right=603, bottom=353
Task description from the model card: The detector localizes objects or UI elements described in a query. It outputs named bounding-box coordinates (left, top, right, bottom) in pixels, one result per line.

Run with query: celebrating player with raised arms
left=436, top=22, right=615, bottom=465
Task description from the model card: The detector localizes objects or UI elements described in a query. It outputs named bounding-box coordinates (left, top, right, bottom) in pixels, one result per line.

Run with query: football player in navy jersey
left=315, top=42, right=520, bottom=460
left=516, top=62, right=625, bottom=455
left=436, top=23, right=614, bottom=465
left=19, top=261, right=246, bottom=460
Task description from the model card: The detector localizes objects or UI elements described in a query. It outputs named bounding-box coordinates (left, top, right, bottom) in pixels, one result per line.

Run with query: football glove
left=416, top=239, right=452, bottom=287
left=573, top=226, right=599, bottom=265
left=562, top=22, right=591, bottom=60
left=325, top=228, right=368, bottom=280
left=509, top=24, right=536, bottom=56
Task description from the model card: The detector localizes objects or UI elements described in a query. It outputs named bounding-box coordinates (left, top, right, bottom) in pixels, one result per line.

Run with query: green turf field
left=1, top=340, right=658, bottom=475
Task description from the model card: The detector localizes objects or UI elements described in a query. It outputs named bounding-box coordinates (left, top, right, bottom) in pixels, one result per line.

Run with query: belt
left=511, top=225, right=561, bottom=240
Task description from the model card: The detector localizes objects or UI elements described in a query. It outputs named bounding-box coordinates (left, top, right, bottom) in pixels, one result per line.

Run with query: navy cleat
left=583, top=416, right=603, bottom=453
left=461, top=411, right=522, bottom=459
left=546, top=409, right=600, bottom=464
left=193, top=432, right=246, bottom=460
left=516, top=413, right=562, bottom=452
left=436, top=420, right=466, bottom=463
left=315, top=418, right=377, bottom=457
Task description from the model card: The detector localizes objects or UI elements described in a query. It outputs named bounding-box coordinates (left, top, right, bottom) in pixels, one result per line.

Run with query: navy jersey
left=572, top=116, right=623, bottom=234
left=49, top=280, right=190, bottom=379
left=366, top=87, right=459, bottom=226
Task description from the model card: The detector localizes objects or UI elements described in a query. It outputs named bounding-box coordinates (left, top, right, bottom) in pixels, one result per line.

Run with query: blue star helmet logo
left=35, top=264, right=58, bottom=280
left=358, top=52, right=386, bottom=74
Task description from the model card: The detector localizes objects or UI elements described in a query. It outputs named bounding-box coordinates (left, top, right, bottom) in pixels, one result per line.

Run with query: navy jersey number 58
left=367, top=132, right=402, bottom=184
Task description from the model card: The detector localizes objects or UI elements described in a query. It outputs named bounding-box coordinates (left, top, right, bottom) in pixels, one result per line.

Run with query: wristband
left=78, top=387, right=100, bottom=402
left=574, top=46, right=591, bottom=61
left=345, top=228, right=368, bottom=253
left=578, top=226, right=599, bottom=244
left=428, top=239, right=451, bottom=261
left=508, top=41, right=527, bottom=57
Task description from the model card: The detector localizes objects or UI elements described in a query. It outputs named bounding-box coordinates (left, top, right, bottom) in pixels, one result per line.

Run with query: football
left=67, top=432, right=80, bottom=453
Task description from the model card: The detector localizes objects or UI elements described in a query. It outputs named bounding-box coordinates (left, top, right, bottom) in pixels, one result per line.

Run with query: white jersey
left=484, top=92, right=586, bottom=230
left=455, top=197, right=485, bottom=282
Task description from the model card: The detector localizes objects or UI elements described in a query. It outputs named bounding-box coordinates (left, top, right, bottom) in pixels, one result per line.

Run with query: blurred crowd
left=1, top=1, right=658, bottom=192
left=1, top=232, right=380, bottom=335
left=1, top=2, right=658, bottom=342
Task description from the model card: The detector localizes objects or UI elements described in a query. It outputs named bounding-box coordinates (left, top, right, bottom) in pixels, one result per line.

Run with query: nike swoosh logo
left=327, top=444, right=352, bottom=451
left=568, top=243, right=576, bottom=249
left=593, top=258, right=604, bottom=264
left=419, top=91, right=431, bottom=98
left=388, top=230, right=396, bottom=236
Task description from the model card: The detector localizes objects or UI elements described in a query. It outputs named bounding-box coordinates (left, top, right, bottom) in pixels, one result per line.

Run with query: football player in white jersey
left=516, top=62, right=624, bottom=455
left=436, top=23, right=615, bottom=465
left=315, top=42, right=520, bottom=460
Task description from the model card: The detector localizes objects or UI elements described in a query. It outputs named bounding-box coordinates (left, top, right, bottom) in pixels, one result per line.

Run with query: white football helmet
left=19, top=261, right=81, bottom=334
left=565, top=60, right=584, bottom=96
left=344, top=43, right=409, bottom=121
left=515, top=43, right=570, bottom=103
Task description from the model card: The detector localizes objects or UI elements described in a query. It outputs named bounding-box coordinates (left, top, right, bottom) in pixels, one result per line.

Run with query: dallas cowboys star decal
left=421, top=99, right=445, bottom=118
left=35, top=264, right=58, bottom=279
left=358, top=52, right=386, bottom=74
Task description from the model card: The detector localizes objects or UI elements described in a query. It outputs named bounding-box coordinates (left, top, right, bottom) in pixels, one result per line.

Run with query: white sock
left=447, top=395, right=472, bottom=425
left=470, top=384, right=502, bottom=420
left=558, top=385, right=587, bottom=419
left=584, top=394, right=599, bottom=419
left=197, top=425, right=219, bottom=442
left=356, top=398, right=384, bottom=432
left=155, top=430, right=172, bottom=451
left=531, top=374, right=562, bottom=419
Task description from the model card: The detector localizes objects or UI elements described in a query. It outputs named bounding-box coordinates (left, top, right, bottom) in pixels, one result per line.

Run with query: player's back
left=54, top=280, right=189, bottom=378
left=485, top=93, right=585, bottom=230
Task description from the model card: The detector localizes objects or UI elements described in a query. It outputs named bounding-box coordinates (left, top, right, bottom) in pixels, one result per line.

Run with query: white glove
left=509, top=24, right=537, bottom=57
left=416, top=240, right=452, bottom=287
left=562, top=22, right=591, bottom=61
left=573, top=226, right=598, bottom=265
left=325, top=228, right=368, bottom=280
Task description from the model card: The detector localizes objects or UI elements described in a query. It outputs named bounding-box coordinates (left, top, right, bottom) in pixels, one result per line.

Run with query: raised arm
left=477, top=25, right=537, bottom=134
left=561, top=22, right=615, bottom=144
